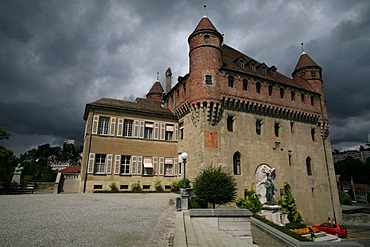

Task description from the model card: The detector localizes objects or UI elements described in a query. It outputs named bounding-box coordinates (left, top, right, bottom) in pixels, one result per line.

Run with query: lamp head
left=180, top=152, right=188, bottom=160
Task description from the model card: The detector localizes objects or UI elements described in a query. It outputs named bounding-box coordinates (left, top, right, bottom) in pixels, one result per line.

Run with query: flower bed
left=290, top=227, right=319, bottom=235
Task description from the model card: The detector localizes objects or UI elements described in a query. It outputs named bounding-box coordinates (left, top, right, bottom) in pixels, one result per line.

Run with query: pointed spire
left=301, top=43, right=306, bottom=54
left=203, top=5, right=207, bottom=18
left=156, top=72, right=159, bottom=81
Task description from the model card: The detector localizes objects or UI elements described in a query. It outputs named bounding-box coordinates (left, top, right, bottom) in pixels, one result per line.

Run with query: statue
left=15, top=163, right=24, bottom=172
left=264, top=173, right=276, bottom=205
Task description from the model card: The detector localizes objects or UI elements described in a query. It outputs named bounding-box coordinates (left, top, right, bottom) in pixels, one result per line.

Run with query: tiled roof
left=193, top=16, right=218, bottom=33
left=294, top=53, right=321, bottom=72
left=85, top=97, right=175, bottom=119
left=220, top=44, right=315, bottom=92
left=60, top=166, right=80, bottom=173
left=147, top=81, right=164, bottom=95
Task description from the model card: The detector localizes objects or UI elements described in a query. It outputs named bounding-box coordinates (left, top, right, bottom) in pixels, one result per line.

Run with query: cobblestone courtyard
left=0, top=193, right=177, bottom=247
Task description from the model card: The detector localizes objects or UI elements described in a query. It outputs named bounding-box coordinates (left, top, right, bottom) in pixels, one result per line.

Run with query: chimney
left=165, top=67, right=172, bottom=93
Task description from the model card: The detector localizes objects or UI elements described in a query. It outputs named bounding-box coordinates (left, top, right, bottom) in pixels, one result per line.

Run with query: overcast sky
left=0, top=0, right=369, bottom=156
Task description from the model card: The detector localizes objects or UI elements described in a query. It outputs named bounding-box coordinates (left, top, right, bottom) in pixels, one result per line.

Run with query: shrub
left=131, top=181, right=142, bottom=192
left=193, top=165, right=237, bottom=209
left=109, top=181, right=118, bottom=192
left=278, top=181, right=303, bottom=223
left=339, top=190, right=352, bottom=205
left=235, top=183, right=262, bottom=214
left=154, top=180, right=164, bottom=192
left=170, top=179, right=190, bottom=193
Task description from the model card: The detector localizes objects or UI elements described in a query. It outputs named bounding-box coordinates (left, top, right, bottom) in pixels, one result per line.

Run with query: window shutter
left=133, top=120, right=139, bottom=138
left=159, top=157, right=164, bottom=175
left=114, top=155, right=121, bottom=175
left=87, top=153, right=95, bottom=174
left=174, top=158, right=178, bottom=175
left=153, top=157, right=158, bottom=175
left=137, top=156, right=142, bottom=175
left=174, top=124, right=178, bottom=141
left=109, top=117, right=116, bottom=136
left=117, top=118, right=123, bottom=137
left=139, top=121, right=145, bottom=138
left=160, top=123, right=165, bottom=140
left=154, top=123, right=159, bottom=140
left=106, top=154, right=113, bottom=174
left=131, top=156, right=137, bottom=175
left=92, top=116, right=99, bottom=134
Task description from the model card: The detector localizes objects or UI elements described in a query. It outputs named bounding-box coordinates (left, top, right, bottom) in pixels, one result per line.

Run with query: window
left=98, top=117, right=109, bottom=135
left=144, top=122, right=154, bottom=139
left=291, top=91, right=295, bottom=102
left=183, top=82, right=186, bottom=92
left=256, top=120, right=263, bottom=135
left=205, top=75, right=212, bottom=85
left=311, top=128, right=317, bottom=142
left=164, top=158, right=173, bottom=176
left=143, top=157, right=153, bottom=176
left=268, top=85, right=273, bottom=96
left=228, top=76, right=234, bottom=88
left=290, top=122, right=295, bottom=133
left=242, top=79, right=248, bottom=91
left=93, top=185, right=103, bottom=190
left=280, top=88, right=284, bottom=99
left=301, top=93, right=305, bottom=103
left=256, top=82, right=261, bottom=93
left=288, top=153, right=292, bottom=166
left=250, top=62, right=256, bottom=71
left=310, top=96, right=314, bottom=106
left=306, top=157, right=312, bottom=176
left=165, top=124, right=174, bottom=141
left=261, top=66, right=267, bottom=75
left=227, top=116, right=234, bottom=132
left=274, top=123, right=280, bottom=137
left=204, top=34, right=210, bottom=42
left=120, top=185, right=129, bottom=190
left=311, top=70, right=316, bottom=77
left=123, top=119, right=133, bottom=137
left=120, top=156, right=130, bottom=175
left=233, top=152, right=241, bottom=175
left=179, top=122, right=184, bottom=140
left=238, top=59, right=245, bottom=68
left=95, top=154, right=106, bottom=174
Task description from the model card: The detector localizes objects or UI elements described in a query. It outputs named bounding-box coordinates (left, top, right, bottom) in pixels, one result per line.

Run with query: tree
left=193, top=165, right=237, bottom=209
left=0, top=127, right=11, bottom=140
left=278, top=182, right=303, bottom=223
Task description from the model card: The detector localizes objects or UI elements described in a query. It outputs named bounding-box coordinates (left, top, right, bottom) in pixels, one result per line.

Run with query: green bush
left=235, top=184, right=262, bottom=214
left=285, top=222, right=306, bottom=229
left=193, top=165, right=237, bottom=209
left=109, top=181, right=118, bottom=192
left=170, top=178, right=190, bottom=193
left=154, top=180, right=164, bottom=192
left=130, top=181, right=142, bottom=192
left=339, top=190, right=352, bottom=205
left=278, top=182, right=303, bottom=223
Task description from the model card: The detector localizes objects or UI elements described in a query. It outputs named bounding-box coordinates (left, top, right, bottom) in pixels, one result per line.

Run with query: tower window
left=310, top=96, right=314, bottom=106
left=311, top=70, right=317, bottom=77
left=311, top=127, right=317, bottom=142
left=204, top=35, right=210, bottom=42
left=205, top=75, right=212, bottom=85
left=280, top=88, right=284, bottom=99
left=290, top=122, right=295, bottom=133
left=233, top=152, right=241, bottom=175
left=243, top=79, right=248, bottom=91
left=228, top=75, right=234, bottom=88
left=306, top=157, right=312, bottom=176
left=256, top=120, right=263, bottom=135
left=227, top=115, right=234, bottom=132
left=268, top=85, right=273, bottom=96
left=288, top=153, right=292, bottom=166
left=301, top=93, right=305, bottom=103
left=291, top=91, right=295, bottom=102
left=274, top=123, right=280, bottom=137
left=256, top=82, right=261, bottom=94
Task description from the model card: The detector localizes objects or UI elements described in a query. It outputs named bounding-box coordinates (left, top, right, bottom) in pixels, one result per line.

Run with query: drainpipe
left=83, top=107, right=94, bottom=193
left=319, top=97, right=337, bottom=223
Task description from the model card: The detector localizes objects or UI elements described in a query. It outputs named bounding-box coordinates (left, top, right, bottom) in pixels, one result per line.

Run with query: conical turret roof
left=294, top=52, right=321, bottom=71
left=146, top=81, right=164, bottom=102
left=188, top=16, right=223, bottom=43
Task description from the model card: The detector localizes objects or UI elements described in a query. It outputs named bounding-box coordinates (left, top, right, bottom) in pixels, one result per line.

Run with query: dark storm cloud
left=0, top=0, right=369, bottom=155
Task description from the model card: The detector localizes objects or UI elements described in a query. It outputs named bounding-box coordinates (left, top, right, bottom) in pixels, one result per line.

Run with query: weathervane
left=203, top=5, right=207, bottom=17
left=301, top=43, right=306, bottom=54
left=156, top=72, right=159, bottom=81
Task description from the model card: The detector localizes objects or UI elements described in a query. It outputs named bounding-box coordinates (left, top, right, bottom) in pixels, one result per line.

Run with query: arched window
left=228, top=75, right=234, bottom=88
left=256, top=82, right=261, bottom=93
left=233, top=152, right=241, bottom=175
left=243, top=79, right=248, bottom=91
left=306, top=157, right=312, bottom=176
left=268, top=85, right=273, bottom=96
left=204, top=35, right=210, bottom=42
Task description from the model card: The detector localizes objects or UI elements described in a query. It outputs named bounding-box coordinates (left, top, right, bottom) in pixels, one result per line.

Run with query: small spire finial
left=203, top=5, right=207, bottom=17
left=301, top=43, right=306, bottom=54
left=156, top=72, right=159, bottom=81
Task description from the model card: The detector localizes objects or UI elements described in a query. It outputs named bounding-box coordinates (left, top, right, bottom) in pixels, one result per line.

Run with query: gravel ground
left=0, top=193, right=178, bottom=247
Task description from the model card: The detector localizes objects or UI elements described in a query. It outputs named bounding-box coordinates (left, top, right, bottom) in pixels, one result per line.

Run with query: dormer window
left=238, top=59, right=245, bottom=68
left=228, top=75, right=234, bottom=88
left=250, top=62, right=256, bottom=72
left=204, top=35, right=210, bottom=42
left=261, top=66, right=267, bottom=75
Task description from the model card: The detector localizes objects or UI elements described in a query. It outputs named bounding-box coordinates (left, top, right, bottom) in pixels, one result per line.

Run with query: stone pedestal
left=260, top=204, right=289, bottom=226
left=181, top=193, right=189, bottom=211
left=11, top=171, right=22, bottom=185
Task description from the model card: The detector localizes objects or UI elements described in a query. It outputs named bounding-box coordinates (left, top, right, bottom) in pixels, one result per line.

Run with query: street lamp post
left=180, top=152, right=188, bottom=192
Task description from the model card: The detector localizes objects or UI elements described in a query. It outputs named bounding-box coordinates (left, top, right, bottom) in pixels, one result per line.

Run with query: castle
left=80, top=14, right=341, bottom=224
